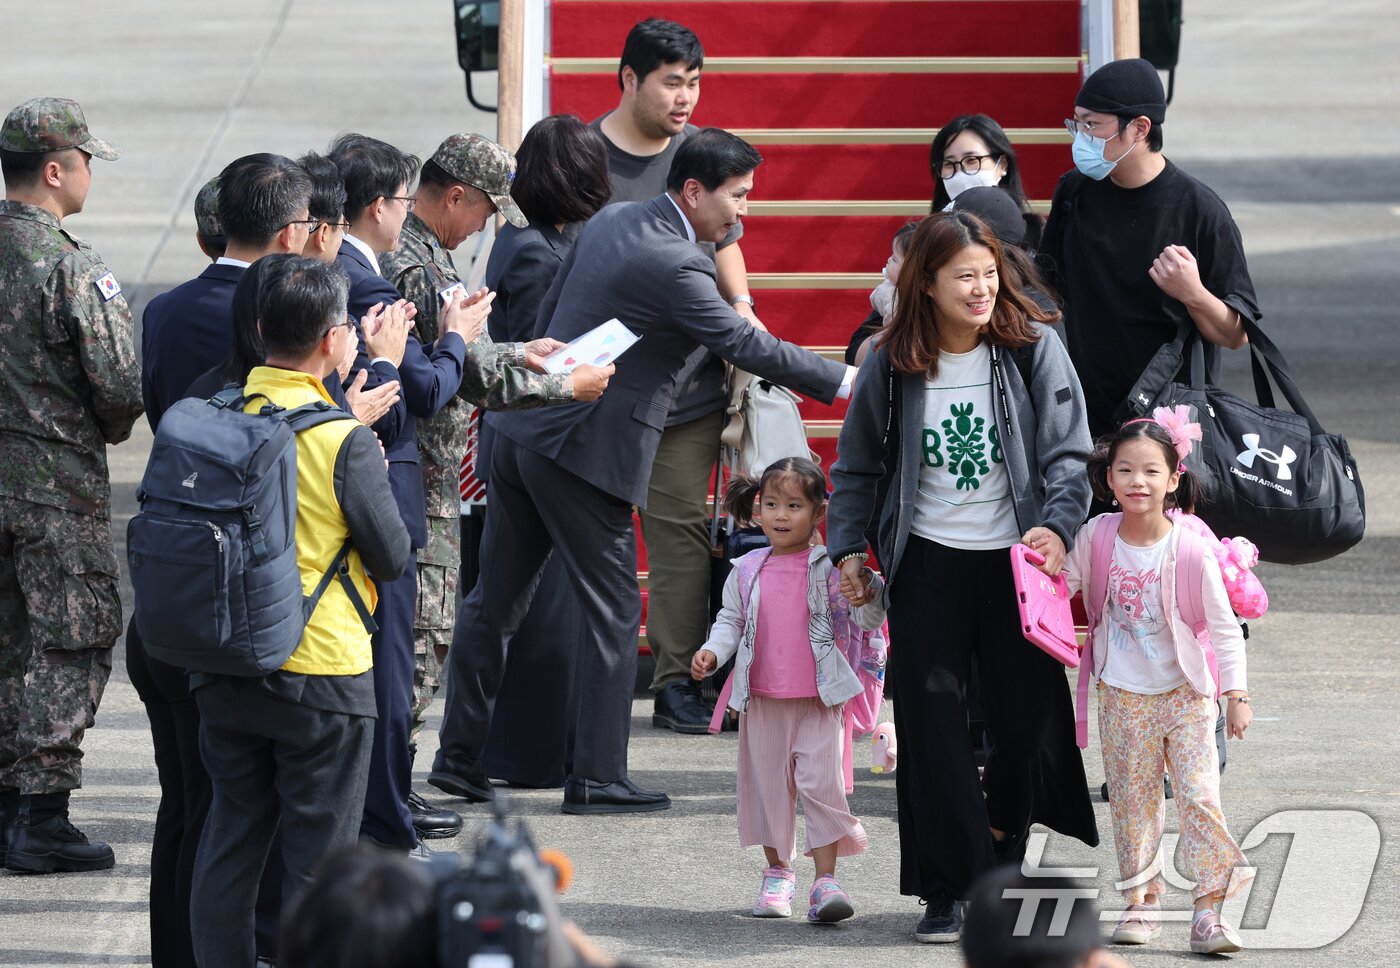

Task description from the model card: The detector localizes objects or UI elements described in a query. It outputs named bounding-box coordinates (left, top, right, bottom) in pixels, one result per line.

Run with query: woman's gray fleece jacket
left=827, top=323, right=1093, bottom=600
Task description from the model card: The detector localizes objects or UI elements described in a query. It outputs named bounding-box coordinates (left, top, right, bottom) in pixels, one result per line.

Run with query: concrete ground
left=1, top=1, right=1397, bottom=965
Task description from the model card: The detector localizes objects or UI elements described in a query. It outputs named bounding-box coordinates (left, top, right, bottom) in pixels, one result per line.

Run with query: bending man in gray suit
left=432, top=128, right=852, bottom=813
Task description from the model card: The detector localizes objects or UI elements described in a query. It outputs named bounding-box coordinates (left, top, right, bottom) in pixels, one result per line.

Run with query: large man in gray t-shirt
left=592, top=19, right=763, bottom=733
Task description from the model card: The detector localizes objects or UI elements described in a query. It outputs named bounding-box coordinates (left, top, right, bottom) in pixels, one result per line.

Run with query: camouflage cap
left=431, top=133, right=527, bottom=228
left=194, top=176, right=223, bottom=238
left=0, top=97, right=121, bottom=161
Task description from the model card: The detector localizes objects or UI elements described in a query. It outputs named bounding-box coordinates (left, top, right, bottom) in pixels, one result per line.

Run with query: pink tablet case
left=1010, top=544, right=1081, bottom=668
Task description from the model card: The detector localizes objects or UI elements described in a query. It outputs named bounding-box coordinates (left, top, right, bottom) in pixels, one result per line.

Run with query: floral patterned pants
left=1099, top=682, right=1252, bottom=903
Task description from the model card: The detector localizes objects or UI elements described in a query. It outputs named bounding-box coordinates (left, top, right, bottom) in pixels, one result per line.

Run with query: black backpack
left=128, top=387, right=376, bottom=676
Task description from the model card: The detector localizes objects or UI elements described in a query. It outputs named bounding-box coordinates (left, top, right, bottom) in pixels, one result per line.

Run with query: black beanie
left=952, top=187, right=1026, bottom=247
left=1075, top=58, right=1166, bottom=123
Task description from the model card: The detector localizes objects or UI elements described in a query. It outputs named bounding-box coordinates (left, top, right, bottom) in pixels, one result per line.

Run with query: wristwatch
left=729, top=294, right=756, bottom=311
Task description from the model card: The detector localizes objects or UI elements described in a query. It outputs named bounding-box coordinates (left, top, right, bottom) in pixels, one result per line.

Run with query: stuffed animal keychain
left=871, top=722, right=897, bottom=774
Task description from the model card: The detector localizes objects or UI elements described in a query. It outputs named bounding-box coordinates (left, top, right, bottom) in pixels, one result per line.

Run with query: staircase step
left=745, top=287, right=876, bottom=347
left=550, top=1, right=1081, bottom=58
left=746, top=141, right=1069, bottom=202
left=739, top=214, right=912, bottom=273
left=552, top=56, right=1080, bottom=74
left=550, top=70, right=1080, bottom=129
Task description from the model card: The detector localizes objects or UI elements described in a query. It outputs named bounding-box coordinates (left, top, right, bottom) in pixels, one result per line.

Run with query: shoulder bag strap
left=1076, top=513, right=1121, bottom=748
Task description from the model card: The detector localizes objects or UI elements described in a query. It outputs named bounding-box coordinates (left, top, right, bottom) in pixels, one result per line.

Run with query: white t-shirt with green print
left=909, top=343, right=1021, bottom=551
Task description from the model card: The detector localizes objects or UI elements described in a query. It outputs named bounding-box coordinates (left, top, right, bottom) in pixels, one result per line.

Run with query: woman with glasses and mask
left=929, top=114, right=1041, bottom=250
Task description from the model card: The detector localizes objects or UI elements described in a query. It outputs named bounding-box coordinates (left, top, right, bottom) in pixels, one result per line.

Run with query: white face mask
left=942, top=164, right=1003, bottom=201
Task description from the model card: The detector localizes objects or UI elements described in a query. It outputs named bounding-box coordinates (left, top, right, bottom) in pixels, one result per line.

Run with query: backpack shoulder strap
left=1086, top=513, right=1121, bottom=634
left=1076, top=513, right=1120, bottom=749
left=304, top=538, right=379, bottom=635
left=282, top=400, right=355, bottom=433
left=1173, top=527, right=1209, bottom=636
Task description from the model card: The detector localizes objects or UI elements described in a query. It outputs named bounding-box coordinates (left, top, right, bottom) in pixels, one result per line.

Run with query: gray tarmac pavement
left=2, top=1, right=1398, bottom=966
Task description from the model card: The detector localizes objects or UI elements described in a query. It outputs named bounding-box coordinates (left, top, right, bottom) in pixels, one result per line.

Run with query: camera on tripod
left=431, top=793, right=571, bottom=968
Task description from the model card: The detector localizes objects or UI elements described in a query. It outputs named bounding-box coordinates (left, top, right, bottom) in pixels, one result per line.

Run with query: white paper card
left=541, top=318, right=639, bottom=374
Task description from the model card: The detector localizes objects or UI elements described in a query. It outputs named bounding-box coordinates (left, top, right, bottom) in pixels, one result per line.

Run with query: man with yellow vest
left=188, top=255, right=411, bottom=968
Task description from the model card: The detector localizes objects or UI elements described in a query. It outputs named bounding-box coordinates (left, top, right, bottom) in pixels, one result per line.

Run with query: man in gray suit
left=432, top=128, right=852, bottom=813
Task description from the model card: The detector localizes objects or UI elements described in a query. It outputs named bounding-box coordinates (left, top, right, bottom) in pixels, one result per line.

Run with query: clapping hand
left=344, top=368, right=400, bottom=427
left=441, top=286, right=494, bottom=344
left=362, top=300, right=415, bottom=368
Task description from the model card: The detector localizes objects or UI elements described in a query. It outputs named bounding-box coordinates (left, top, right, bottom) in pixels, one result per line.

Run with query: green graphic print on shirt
left=922, top=401, right=1003, bottom=490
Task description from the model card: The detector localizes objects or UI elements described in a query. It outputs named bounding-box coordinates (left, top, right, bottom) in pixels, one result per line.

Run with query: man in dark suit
left=130, top=154, right=313, bottom=967
left=434, top=128, right=855, bottom=813
left=141, top=154, right=313, bottom=429
left=327, top=133, right=491, bottom=853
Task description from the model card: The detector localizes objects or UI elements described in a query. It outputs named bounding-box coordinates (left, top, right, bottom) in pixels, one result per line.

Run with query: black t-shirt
left=1038, top=160, right=1261, bottom=437
left=590, top=114, right=742, bottom=425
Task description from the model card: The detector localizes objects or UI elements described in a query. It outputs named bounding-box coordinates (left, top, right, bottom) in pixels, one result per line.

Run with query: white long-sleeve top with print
left=1064, top=515, right=1247, bottom=697
left=703, top=545, right=887, bottom=714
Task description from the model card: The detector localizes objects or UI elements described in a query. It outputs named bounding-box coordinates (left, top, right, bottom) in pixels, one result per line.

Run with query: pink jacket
left=1064, top=515, right=1248, bottom=701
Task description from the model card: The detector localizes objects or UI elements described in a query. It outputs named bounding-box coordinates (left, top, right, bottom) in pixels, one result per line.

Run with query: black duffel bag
left=1115, top=318, right=1364, bottom=565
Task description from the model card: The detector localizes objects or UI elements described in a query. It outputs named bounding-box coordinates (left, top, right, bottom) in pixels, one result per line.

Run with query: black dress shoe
left=652, top=680, right=713, bottom=734
left=408, top=791, right=463, bottom=839
left=427, top=759, right=495, bottom=803
left=561, top=776, right=671, bottom=815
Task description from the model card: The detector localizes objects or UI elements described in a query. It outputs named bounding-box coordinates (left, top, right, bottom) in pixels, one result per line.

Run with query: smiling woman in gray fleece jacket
left=827, top=211, right=1098, bottom=945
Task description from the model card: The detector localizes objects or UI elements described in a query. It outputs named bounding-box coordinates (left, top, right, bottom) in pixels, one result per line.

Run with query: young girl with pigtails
left=691, top=457, right=886, bottom=925
left=1063, top=409, right=1254, bottom=956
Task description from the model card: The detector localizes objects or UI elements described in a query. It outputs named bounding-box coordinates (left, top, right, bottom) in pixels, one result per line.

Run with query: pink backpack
left=1073, top=514, right=1218, bottom=749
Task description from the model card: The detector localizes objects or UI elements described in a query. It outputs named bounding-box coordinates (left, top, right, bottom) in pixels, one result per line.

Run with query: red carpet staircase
left=545, top=0, right=1082, bottom=651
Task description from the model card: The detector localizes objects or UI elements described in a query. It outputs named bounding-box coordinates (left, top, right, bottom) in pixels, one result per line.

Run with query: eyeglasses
left=283, top=218, right=321, bottom=231
left=323, top=314, right=355, bottom=338
left=939, top=154, right=999, bottom=178
left=1063, top=117, right=1120, bottom=138
left=385, top=195, right=416, bottom=212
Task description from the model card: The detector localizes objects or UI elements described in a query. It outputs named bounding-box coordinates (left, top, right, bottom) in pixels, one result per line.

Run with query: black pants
left=437, top=436, right=639, bottom=783
left=888, top=536, right=1082, bottom=901
left=190, top=679, right=372, bottom=968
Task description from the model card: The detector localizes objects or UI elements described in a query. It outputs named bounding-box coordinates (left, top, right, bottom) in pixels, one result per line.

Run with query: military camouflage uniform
left=381, top=210, right=571, bottom=732
left=0, top=199, right=143, bottom=796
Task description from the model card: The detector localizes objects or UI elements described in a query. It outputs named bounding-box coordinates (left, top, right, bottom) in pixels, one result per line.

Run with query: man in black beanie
left=1037, top=57, right=1261, bottom=440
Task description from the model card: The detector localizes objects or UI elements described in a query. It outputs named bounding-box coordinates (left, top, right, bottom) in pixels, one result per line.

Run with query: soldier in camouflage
left=380, top=133, right=612, bottom=834
left=0, top=98, right=143, bottom=873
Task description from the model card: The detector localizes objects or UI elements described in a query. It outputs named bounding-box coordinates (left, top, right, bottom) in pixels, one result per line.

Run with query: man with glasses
left=299, top=151, right=350, bottom=264
left=328, top=132, right=491, bottom=858
left=1039, top=58, right=1260, bottom=440
left=187, top=255, right=411, bottom=968
left=133, top=150, right=315, bottom=965
left=142, top=152, right=314, bottom=429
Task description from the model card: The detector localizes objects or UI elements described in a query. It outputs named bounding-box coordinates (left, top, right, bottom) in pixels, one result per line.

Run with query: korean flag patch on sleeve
left=94, top=271, right=122, bottom=302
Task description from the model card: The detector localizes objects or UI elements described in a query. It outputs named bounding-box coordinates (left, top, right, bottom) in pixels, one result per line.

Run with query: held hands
left=1226, top=697, right=1252, bottom=739
left=523, top=337, right=566, bottom=373
left=344, top=368, right=400, bottom=427
left=839, top=558, right=876, bottom=606
left=1021, top=527, right=1066, bottom=576
left=441, top=286, right=495, bottom=343
left=567, top=363, right=614, bottom=402
left=1148, top=244, right=1206, bottom=303
left=691, top=649, right=718, bottom=681
left=362, top=300, right=415, bottom=368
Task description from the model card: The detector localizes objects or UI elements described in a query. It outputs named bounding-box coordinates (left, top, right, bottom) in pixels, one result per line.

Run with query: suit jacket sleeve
left=334, top=424, right=411, bottom=580
left=666, top=260, right=844, bottom=403
left=396, top=330, right=468, bottom=419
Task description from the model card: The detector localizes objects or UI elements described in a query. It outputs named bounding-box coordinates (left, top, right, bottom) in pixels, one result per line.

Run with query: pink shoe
left=1190, top=909, right=1243, bottom=954
left=807, top=874, right=854, bottom=923
left=1111, top=903, right=1162, bottom=945
left=752, top=865, right=796, bottom=918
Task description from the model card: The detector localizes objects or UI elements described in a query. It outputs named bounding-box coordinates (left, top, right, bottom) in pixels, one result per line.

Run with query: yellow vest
left=242, top=366, right=378, bottom=676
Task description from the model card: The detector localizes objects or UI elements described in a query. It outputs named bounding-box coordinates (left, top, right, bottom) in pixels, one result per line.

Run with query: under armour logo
left=182, top=472, right=198, bottom=489
left=1236, top=434, right=1296, bottom=481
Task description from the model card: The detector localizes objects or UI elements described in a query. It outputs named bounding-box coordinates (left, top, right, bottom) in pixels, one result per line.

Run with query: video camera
left=430, top=793, right=574, bottom=968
